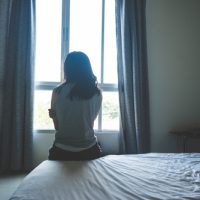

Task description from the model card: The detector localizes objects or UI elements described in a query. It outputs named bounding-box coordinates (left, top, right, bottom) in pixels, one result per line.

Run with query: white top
left=51, top=83, right=102, bottom=151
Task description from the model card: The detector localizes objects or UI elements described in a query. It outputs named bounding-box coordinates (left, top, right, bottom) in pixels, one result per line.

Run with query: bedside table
left=170, top=127, right=200, bottom=152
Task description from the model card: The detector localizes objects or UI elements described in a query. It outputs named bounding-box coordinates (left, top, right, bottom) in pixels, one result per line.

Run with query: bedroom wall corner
left=146, top=0, right=200, bottom=152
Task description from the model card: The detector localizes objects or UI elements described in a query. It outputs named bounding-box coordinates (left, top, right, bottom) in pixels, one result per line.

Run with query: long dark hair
left=64, top=51, right=100, bottom=100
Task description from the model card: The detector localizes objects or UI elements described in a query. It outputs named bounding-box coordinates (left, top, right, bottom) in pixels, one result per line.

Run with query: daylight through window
left=34, top=0, right=119, bottom=132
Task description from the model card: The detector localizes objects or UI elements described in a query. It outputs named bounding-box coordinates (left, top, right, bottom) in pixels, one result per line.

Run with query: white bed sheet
left=10, top=153, right=200, bottom=200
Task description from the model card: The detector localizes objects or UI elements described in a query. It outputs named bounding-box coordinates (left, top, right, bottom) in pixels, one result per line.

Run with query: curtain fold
left=0, top=0, right=35, bottom=172
left=115, top=0, right=150, bottom=154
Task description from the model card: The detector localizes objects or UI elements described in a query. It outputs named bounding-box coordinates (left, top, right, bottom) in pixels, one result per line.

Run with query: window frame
left=35, top=0, right=119, bottom=133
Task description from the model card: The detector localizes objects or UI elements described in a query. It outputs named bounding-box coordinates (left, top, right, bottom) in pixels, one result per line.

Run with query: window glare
left=34, top=91, right=53, bottom=130
left=102, top=92, right=119, bottom=130
left=69, top=0, right=102, bottom=83
left=104, top=0, right=117, bottom=84
left=34, top=0, right=119, bottom=132
left=35, top=0, right=62, bottom=82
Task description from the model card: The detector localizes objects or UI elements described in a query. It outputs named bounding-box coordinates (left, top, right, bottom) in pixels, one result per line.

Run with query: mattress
left=9, top=153, right=200, bottom=200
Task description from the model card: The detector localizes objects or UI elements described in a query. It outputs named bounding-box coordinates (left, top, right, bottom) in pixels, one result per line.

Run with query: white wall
left=146, top=0, right=200, bottom=152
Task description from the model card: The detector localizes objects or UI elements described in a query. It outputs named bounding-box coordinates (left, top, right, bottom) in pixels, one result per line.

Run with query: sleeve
left=93, top=91, right=103, bottom=120
left=51, top=88, right=58, bottom=110
left=51, top=82, right=66, bottom=109
left=50, top=85, right=63, bottom=130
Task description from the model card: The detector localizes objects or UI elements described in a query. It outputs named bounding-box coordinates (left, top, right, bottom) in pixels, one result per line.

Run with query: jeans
left=48, top=143, right=102, bottom=161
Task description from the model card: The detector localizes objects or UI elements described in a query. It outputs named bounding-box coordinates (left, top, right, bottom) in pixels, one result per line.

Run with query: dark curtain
left=0, top=0, right=36, bottom=172
left=115, top=0, right=150, bottom=154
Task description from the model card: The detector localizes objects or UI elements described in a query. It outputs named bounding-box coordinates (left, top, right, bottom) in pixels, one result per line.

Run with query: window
left=34, top=0, right=119, bottom=132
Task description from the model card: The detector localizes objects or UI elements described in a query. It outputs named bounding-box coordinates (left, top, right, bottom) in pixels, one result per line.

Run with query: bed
left=9, top=153, right=200, bottom=200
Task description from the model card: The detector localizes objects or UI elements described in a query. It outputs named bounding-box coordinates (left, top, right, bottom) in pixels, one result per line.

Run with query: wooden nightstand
left=170, top=126, right=200, bottom=152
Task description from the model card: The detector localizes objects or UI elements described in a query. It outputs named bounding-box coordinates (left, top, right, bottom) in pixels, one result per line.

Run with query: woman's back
left=52, top=83, right=102, bottom=149
left=48, top=51, right=102, bottom=160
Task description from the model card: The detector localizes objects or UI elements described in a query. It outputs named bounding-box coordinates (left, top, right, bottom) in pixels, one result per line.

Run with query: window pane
left=69, top=0, right=102, bottom=82
left=34, top=90, right=53, bottom=129
left=102, top=92, right=119, bottom=130
left=34, top=0, right=119, bottom=132
left=104, top=0, right=117, bottom=84
left=35, top=0, right=62, bottom=82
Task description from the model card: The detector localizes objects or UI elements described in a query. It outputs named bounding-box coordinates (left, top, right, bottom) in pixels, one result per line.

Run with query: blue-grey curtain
left=115, top=0, right=150, bottom=154
left=0, top=0, right=35, bottom=172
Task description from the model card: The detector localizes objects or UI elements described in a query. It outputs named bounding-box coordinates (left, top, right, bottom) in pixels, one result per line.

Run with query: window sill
left=34, top=129, right=119, bottom=134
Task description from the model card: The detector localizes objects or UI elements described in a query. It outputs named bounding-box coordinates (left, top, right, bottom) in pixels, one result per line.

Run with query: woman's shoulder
left=53, top=82, right=67, bottom=94
left=92, top=88, right=102, bottom=101
left=97, top=87, right=102, bottom=97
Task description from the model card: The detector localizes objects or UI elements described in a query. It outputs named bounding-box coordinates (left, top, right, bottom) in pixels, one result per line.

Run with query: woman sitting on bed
left=48, top=51, right=102, bottom=161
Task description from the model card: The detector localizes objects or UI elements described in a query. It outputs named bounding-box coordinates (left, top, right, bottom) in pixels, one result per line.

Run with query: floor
left=0, top=173, right=27, bottom=200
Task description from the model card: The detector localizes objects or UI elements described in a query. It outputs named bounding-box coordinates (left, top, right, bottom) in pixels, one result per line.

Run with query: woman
left=48, top=51, right=102, bottom=161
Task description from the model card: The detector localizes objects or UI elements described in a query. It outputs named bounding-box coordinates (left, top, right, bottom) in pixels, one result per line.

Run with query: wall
left=146, top=0, right=200, bottom=152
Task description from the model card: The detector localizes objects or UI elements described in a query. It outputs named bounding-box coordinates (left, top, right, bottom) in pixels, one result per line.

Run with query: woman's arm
left=49, top=89, right=59, bottom=130
left=48, top=108, right=58, bottom=130
left=49, top=82, right=66, bottom=130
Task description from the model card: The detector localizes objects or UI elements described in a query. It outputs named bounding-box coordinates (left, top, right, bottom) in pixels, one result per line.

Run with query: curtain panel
left=0, top=0, right=35, bottom=172
left=115, top=0, right=150, bottom=154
